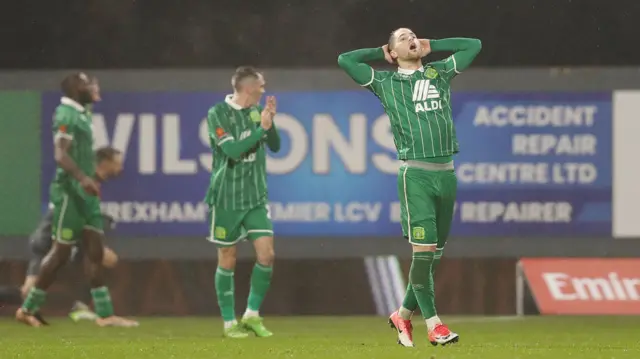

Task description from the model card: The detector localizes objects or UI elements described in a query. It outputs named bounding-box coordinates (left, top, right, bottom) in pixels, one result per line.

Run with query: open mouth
left=409, top=43, right=417, bottom=51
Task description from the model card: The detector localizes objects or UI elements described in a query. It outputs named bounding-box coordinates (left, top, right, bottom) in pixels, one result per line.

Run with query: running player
left=338, top=29, right=481, bottom=347
left=16, top=72, right=136, bottom=327
left=205, top=66, right=280, bottom=338
left=0, top=147, right=124, bottom=324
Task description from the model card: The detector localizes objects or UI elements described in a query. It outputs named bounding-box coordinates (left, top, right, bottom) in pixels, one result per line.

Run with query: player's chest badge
left=250, top=110, right=261, bottom=123
left=425, top=67, right=438, bottom=79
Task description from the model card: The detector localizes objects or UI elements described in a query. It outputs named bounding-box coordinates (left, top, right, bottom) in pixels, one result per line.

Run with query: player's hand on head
left=80, top=176, right=100, bottom=196
left=381, top=44, right=394, bottom=64
left=419, top=39, right=432, bottom=58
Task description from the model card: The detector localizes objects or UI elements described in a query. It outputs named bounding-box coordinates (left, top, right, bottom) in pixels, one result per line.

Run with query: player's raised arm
left=263, top=96, right=280, bottom=153
left=207, top=108, right=268, bottom=161
left=337, top=47, right=387, bottom=87
left=53, top=120, right=100, bottom=196
left=428, top=38, right=482, bottom=74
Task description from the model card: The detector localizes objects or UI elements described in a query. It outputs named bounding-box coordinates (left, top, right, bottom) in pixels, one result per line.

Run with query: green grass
left=1, top=316, right=639, bottom=358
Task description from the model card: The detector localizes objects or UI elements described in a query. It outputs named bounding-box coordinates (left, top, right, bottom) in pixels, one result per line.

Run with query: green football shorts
left=207, top=204, right=273, bottom=247
left=397, top=162, right=457, bottom=248
left=50, top=184, right=104, bottom=243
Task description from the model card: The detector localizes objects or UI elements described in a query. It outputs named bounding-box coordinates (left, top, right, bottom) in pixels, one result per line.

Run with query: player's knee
left=256, top=245, right=275, bottom=266
left=412, top=244, right=436, bottom=253
left=102, top=248, right=118, bottom=268
left=217, top=246, right=237, bottom=270
left=48, top=243, right=72, bottom=267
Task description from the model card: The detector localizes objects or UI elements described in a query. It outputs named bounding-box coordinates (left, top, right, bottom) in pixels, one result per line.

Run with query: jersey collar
left=225, top=95, right=243, bottom=110
left=397, top=66, right=425, bottom=75
left=61, top=97, right=85, bottom=112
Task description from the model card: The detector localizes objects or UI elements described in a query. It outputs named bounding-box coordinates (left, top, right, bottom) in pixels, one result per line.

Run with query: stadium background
left=1, top=0, right=640, bottom=317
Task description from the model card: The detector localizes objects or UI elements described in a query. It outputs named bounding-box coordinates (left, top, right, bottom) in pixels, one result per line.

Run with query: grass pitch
left=1, top=316, right=638, bottom=358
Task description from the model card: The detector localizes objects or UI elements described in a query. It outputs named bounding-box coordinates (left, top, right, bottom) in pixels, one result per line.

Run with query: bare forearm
left=55, top=152, right=87, bottom=182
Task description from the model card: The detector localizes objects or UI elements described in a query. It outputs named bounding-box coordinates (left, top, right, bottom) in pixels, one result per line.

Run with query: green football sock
left=433, top=248, right=444, bottom=276
left=398, top=282, right=418, bottom=319
left=410, top=251, right=437, bottom=319
left=246, top=263, right=273, bottom=312
left=21, top=287, right=47, bottom=314
left=400, top=248, right=439, bottom=318
left=215, top=267, right=236, bottom=322
left=91, top=286, right=114, bottom=318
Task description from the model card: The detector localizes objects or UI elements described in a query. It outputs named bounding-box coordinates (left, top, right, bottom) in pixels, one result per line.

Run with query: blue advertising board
left=41, top=91, right=612, bottom=237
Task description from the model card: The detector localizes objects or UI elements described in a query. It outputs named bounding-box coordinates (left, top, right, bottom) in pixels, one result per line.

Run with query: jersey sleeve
left=337, top=48, right=386, bottom=87
left=207, top=107, right=265, bottom=160
left=428, top=38, right=482, bottom=80
left=265, top=123, right=280, bottom=153
left=53, top=108, right=78, bottom=142
left=207, top=107, right=233, bottom=147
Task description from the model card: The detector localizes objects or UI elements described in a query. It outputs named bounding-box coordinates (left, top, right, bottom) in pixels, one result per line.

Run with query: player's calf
left=240, top=236, right=274, bottom=337
left=36, top=242, right=72, bottom=290
left=216, top=246, right=243, bottom=334
left=18, top=242, right=71, bottom=322
left=82, top=229, right=137, bottom=326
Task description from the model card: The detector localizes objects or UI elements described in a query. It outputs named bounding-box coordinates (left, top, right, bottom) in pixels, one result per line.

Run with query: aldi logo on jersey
left=412, top=79, right=443, bottom=113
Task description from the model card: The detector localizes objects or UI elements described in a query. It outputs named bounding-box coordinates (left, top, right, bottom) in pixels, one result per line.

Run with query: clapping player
left=204, top=67, right=281, bottom=338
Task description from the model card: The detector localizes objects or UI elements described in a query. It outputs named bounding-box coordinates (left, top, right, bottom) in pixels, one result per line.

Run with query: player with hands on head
left=338, top=28, right=481, bottom=347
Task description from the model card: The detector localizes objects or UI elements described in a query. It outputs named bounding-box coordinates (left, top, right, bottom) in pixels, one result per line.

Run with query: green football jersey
left=205, top=96, right=280, bottom=211
left=51, top=97, right=96, bottom=190
left=367, top=63, right=457, bottom=160
left=338, top=38, right=482, bottom=161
